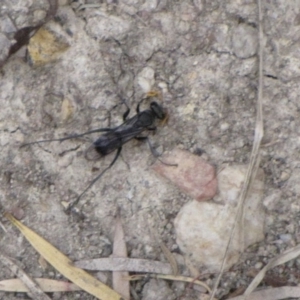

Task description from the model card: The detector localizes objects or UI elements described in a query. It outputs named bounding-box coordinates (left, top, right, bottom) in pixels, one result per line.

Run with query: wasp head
left=150, top=101, right=169, bottom=125
left=150, top=101, right=166, bottom=119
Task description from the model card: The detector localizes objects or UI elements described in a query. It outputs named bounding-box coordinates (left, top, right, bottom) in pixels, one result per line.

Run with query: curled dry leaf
left=152, top=148, right=217, bottom=201
left=243, top=243, right=300, bottom=297
left=75, top=257, right=172, bottom=274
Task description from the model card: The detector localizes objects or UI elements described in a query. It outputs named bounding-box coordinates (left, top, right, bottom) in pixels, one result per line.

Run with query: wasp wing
left=84, top=116, right=145, bottom=160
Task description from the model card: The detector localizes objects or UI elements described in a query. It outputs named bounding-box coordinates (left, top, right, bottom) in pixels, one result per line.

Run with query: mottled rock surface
left=152, top=148, right=217, bottom=201
left=175, top=165, right=265, bottom=272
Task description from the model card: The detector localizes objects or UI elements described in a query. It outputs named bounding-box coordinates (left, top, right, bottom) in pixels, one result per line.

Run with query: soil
left=1, top=1, right=300, bottom=299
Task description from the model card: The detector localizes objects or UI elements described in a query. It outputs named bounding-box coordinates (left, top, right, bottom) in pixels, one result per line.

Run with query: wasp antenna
left=20, top=138, right=63, bottom=147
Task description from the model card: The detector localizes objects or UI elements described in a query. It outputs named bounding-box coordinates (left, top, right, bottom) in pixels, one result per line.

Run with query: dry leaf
left=75, top=257, right=172, bottom=274
left=244, top=243, right=300, bottom=297
left=5, top=213, right=122, bottom=300
left=0, top=253, right=51, bottom=300
left=159, top=241, right=178, bottom=276
left=229, top=286, right=300, bottom=300
left=112, top=212, right=130, bottom=300
left=0, top=278, right=81, bottom=292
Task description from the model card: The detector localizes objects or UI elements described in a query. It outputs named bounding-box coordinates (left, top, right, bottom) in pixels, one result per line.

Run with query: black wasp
left=22, top=92, right=171, bottom=211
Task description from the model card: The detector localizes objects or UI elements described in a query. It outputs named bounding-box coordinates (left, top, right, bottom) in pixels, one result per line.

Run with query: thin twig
left=209, top=0, right=264, bottom=298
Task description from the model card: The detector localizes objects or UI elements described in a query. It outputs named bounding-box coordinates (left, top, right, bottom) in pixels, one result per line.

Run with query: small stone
left=174, top=165, right=265, bottom=272
left=0, top=15, right=17, bottom=35
left=152, top=148, right=217, bottom=201
left=279, top=233, right=292, bottom=243
left=0, top=33, right=11, bottom=61
left=220, top=122, right=229, bottom=131
left=10, top=206, right=25, bottom=220
left=231, top=24, right=258, bottom=59
left=58, top=0, right=69, bottom=5
left=263, top=192, right=281, bottom=211
left=33, top=9, right=47, bottom=23
left=280, top=170, right=291, bottom=182
left=27, top=21, right=71, bottom=66
left=137, top=67, right=155, bottom=93
left=60, top=98, right=74, bottom=122
left=86, top=13, right=131, bottom=40
left=140, top=0, right=158, bottom=11
left=142, top=279, right=175, bottom=300
left=193, top=0, right=204, bottom=12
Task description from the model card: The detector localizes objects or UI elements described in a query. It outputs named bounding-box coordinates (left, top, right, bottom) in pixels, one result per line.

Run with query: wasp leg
left=136, top=91, right=161, bottom=114
left=109, top=98, right=130, bottom=122
left=135, top=136, right=177, bottom=167
left=135, top=136, right=161, bottom=158
left=122, top=100, right=130, bottom=121
left=136, top=94, right=153, bottom=113
left=21, top=128, right=112, bottom=147
left=66, top=146, right=122, bottom=213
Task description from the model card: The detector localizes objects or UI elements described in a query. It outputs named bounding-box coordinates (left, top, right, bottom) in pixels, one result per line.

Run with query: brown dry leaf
left=112, top=212, right=130, bottom=300
left=5, top=213, right=122, bottom=300
left=0, top=253, right=51, bottom=300
left=0, top=278, right=81, bottom=292
left=75, top=257, right=172, bottom=274
left=225, top=286, right=246, bottom=299
left=228, top=286, right=300, bottom=300
left=263, top=274, right=288, bottom=287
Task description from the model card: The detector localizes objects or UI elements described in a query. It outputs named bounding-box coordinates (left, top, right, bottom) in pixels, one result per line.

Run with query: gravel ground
left=1, top=1, right=300, bottom=299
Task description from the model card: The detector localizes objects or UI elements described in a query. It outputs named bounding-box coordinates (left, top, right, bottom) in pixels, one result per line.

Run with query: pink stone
left=152, top=148, right=217, bottom=201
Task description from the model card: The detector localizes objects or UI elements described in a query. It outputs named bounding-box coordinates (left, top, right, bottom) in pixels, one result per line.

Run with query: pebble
left=174, top=165, right=265, bottom=272
left=137, top=67, right=155, bottom=93
left=27, top=21, right=71, bottom=66
left=231, top=23, right=258, bottom=59
left=279, top=233, right=292, bottom=243
left=152, top=148, right=217, bottom=201
left=254, top=262, right=263, bottom=269
left=142, top=279, right=175, bottom=300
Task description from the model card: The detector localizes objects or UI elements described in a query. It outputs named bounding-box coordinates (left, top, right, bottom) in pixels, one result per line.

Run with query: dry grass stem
left=210, top=0, right=264, bottom=298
